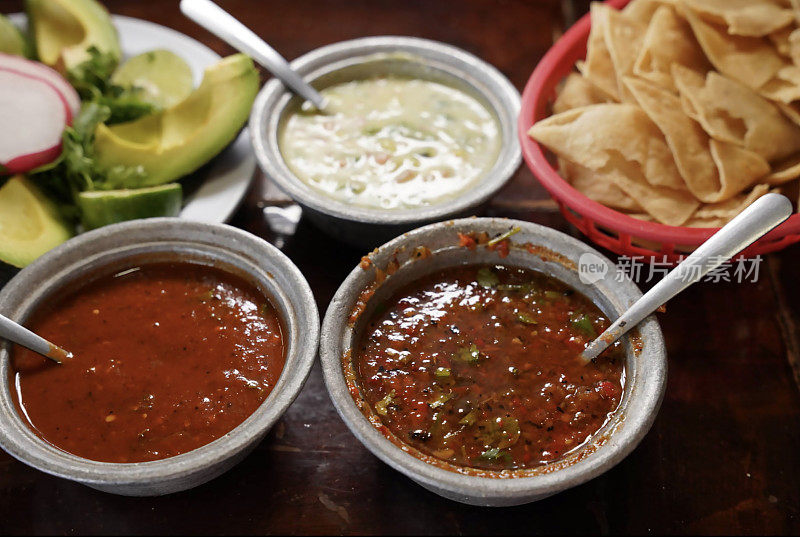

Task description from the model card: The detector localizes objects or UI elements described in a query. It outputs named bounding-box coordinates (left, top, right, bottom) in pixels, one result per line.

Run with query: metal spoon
left=180, top=0, right=327, bottom=110
left=0, top=313, right=71, bottom=364
left=580, top=192, right=793, bottom=364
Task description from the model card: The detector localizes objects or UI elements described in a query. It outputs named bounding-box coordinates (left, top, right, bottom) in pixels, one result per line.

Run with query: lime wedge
left=112, top=49, right=194, bottom=108
left=0, top=175, right=73, bottom=268
left=77, top=183, right=182, bottom=230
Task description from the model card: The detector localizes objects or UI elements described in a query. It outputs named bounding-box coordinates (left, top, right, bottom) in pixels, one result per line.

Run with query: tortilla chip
left=580, top=4, right=620, bottom=101
left=769, top=26, right=794, bottom=57
left=684, top=184, right=771, bottom=227
left=559, top=158, right=643, bottom=212
left=622, top=77, right=718, bottom=195
left=790, top=29, right=800, bottom=65
left=528, top=103, right=685, bottom=191
left=553, top=72, right=613, bottom=114
left=777, top=101, right=800, bottom=126
left=683, top=7, right=785, bottom=90
left=633, top=5, right=711, bottom=92
left=694, top=184, right=771, bottom=218
left=627, top=213, right=656, bottom=222
left=766, top=152, right=800, bottom=183
left=625, top=76, right=770, bottom=202
left=709, top=139, right=771, bottom=197
left=758, top=64, right=800, bottom=103
left=671, top=65, right=800, bottom=161
left=622, top=0, right=677, bottom=23
left=603, top=6, right=647, bottom=102
left=681, top=0, right=795, bottom=36
left=604, top=156, right=700, bottom=226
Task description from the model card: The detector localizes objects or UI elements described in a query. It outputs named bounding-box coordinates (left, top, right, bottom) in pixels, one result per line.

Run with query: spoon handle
left=0, top=313, right=70, bottom=364
left=580, top=193, right=793, bottom=363
left=180, top=0, right=327, bottom=109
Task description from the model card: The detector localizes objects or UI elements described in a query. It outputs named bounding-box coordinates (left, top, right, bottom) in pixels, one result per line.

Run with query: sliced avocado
left=112, top=49, right=194, bottom=108
left=77, top=183, right=182, bottom=230
left=94, top=54, right=259, bottom=187
left=26, top=0, right=121, bottom=71
left=0, top=175, right=73, bottom=268
left=0, top=14, right=28, bottom=56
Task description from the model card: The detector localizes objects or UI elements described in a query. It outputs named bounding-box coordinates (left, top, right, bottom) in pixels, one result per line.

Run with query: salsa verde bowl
left=0, top=219, right=319, bottom=496
left=320, top=218, right=666, bottom=506
left=249, top=36, right=521, bottom=248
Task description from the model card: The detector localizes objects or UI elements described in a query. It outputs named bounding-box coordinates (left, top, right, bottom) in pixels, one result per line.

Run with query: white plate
left=8, top=13, right=256, bottom=224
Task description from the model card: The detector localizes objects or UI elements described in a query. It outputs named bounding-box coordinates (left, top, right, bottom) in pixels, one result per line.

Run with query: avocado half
left=94, top=54, right=260, bottom=188
left=0, top=175, right=73, bottom=268
left=26, top=0, right=121, bottom=71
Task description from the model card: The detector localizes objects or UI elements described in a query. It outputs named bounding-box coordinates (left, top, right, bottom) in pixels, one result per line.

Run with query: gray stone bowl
left=249, top=36, right=521, bottom=248
left=320, top=217, right=667, bottom=506
left=0, top=218, right=319, bottom=496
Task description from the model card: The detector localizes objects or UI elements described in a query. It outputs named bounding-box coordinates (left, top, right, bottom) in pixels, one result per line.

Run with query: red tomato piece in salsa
left=354, top=265, right=624, bottom=472
left=11, top=263, right=285, bottom=463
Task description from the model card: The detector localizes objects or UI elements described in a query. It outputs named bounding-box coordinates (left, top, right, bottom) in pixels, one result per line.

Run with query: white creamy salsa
left=279, top=76, right=501, bottom=210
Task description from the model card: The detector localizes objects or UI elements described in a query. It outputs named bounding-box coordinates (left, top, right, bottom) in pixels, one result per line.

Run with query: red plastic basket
left=518, top=0, right=800, bottom=263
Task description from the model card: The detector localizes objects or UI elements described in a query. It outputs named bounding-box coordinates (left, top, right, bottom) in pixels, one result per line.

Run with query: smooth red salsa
left=12, top=262, right=285, bottom=463
left=355, top=264, right=624, bottom=471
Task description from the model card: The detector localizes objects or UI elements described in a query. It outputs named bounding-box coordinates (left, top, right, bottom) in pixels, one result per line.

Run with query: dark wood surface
left=2, top=0, right=800, bottom=534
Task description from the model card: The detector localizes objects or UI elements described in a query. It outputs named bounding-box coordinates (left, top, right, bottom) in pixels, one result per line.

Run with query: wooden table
left=2, top=0, right=799, bottom=534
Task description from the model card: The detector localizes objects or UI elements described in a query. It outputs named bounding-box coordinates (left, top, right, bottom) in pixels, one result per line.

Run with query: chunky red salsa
left=355, top=264, right=624, bottom=471
left=12, top=262, right=285, bottom=463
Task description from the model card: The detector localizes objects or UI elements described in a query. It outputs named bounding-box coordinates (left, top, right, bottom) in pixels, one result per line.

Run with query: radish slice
left=0, top=52, right=80, bottom=117
left=0, top=69, right=69, bottom=174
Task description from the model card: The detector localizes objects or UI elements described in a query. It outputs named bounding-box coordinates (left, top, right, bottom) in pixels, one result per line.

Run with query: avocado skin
left=94, top=54, right=260, bottom=188
left=26, top=0, right=121, bottom=71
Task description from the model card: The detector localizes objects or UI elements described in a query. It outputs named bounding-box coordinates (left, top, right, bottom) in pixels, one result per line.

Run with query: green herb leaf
left=67, top=46, right=157, bottom=125
left=455, top=343, right=483, bottom=364
left=571, top=314, right=596, bottom=337
left=374, top=389, right=396, bottom=416
left=434, top=367, right=451, bottom=379
left=516, top=312, right=537, bottom=325
left=478, top=447, right=511, bottom=463
left=429, top=391, right=454, bottom=409
left=29, top=102, right=147, bottom=216
left=476, top=267, right=499, bottom=288
left=497, top=417, right=521, bottom=449
left=459, top=409, right=478, bottom=426
left=544, top=290, right=563, bottom=300
left=479, top=447, right=501, bottom=460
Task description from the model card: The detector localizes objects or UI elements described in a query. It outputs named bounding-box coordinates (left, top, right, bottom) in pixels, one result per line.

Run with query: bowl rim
left=516, top=0, right=800, bottom=246
left=0, top=218, right=319, bottom=486
left=249, top=35, right=522, bottom=226
left=319, top=217, right=667, bottom=501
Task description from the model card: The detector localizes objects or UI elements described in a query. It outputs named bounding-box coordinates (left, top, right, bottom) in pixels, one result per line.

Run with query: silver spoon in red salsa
left=581, top=193, right=793, bottom=363
left=0, top=313, right=71, bottom=364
